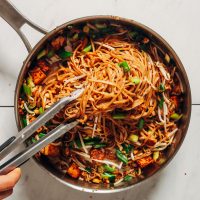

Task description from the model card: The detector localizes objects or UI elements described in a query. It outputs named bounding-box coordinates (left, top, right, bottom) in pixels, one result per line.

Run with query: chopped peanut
left=40, top=144, right=60, bottom=157
left=67, top=163, right=81, bottom=179
left=51, top=36, right=65, bottom=50
left=136, top=156, right=154, bottom=168
left=90, top=149, right=105, bottom=160
left=30, top=67, right=46, bottom=85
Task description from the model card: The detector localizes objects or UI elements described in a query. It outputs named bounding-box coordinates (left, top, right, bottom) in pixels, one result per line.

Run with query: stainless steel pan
left=0, top=0, right=191, bottom=193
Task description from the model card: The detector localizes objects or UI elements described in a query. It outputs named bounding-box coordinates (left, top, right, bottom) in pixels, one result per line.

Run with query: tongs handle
left=0, top=88, right=84, bottom=161
left=0, top=136, right=16, bottom=152
left=0, top=121, right=78, bottom=175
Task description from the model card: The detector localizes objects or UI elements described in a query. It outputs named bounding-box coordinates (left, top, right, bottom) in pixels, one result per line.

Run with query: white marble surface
left=0, top=0, right=199, bottom=199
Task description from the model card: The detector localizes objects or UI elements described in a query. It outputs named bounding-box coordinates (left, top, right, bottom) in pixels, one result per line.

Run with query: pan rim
left=14, top=15, right=192, bottom=193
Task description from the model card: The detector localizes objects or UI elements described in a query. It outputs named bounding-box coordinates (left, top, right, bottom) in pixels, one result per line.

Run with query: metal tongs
left=0, top=88, right=84, bottom=175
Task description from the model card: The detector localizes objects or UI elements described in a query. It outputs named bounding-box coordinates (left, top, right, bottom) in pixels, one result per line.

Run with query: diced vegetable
left=101, top=172, right=116, bottom=183
left=153, top=151, right=159, bottom=161
left=83, top=45, right=92, bottom=53
left=67, top=163, right=81, bottom=179
left=122, top=143, right=133, bottom=154
left=158, top=96, right=164, bottom=109
left=116, top=149, right=128, bottom=164
left=118, top=61, right=130, bottom=72
left=138, top=118, right=144, bottom=130
left=74, top=138, right=82, bottom=148
left=170, top=113, right=182, bottom=120
left=39, top=107, right=44, bottom=114
left=136, top=156, right=154, bottom=168
left=129, top=134, right=139, bottom=143
left=21, top=117, right=27, bottom=127
left=85, top=167, right=92, bottom=173
left=84, top=137, right=101, bottom=145
left=165, top=54, right=170, bottom=63
left=159, top=84, right=165, bottom=92
left=103, top=164, right=115, bottom=173
left=47, top=50, right=55, bottom=58
left=131, top=77, right=140, bottom=85
left=93, top=143, right=106, bottom=148
left=59, top=50, right=73, bottom=59
left=31, top=138, right=37, bottom=143
left=124, top=175, right=132, bottom=182
left=27, top=76, right=35, bottom=88
left=23, top=84, right=31, bottom=96
left=112, top=113, right=126, bottom=119
left=37, top=49, right=46, bottom=60
left=38, top=133, right=46, bottom=138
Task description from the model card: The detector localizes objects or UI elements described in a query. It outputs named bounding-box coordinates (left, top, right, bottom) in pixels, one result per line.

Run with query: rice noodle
left=94, top=42, right=115, bottom=50
left=78, top=132, right=88, bottom=154
left=20, top=23, right=183, bottom=185
left=24, top=103, right=35, bottom=115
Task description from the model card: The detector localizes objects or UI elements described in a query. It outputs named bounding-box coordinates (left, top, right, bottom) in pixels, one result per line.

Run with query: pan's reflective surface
left=14, top=16, right=191, bottom=193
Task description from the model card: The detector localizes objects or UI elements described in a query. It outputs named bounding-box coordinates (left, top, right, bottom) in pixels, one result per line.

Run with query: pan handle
left=0, top=0, right=48, bottom=52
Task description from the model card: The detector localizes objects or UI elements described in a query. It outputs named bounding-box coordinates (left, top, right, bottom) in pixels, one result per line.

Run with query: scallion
left=47, top=50, right=55, bottom=58
left=159, top=84, right=165, bottom=92
left=85, top=167, right=92, bottom=173
left=158, top=96, right=164, bottom=109
left=83, top=45, right=92, bottom=53
left=170, top=113, right=182, bottom=120
left=124, top=175, right=132, bottom=182
left=59, top=50, right=72, bottom=59
left=129, top=134, right=139, bottom=143
left=37, top=49, right=46, bottom=60
left=138, top=118, right=144, bottom=130
left=116, top=149, right=128, bottom=164
left=153, top=151, right=159, bottom=161
left=103, top=164, right=115, bottom=173
left=38, top=133, right=46, bottom=138
left=39, top=107, right=44, bottom=114
left=131, top=77, right=140, bottom=85
left=112, top=113, right=126, bottom=119
left=118, top=61, right=130, bottom=72
left=101, top=172, right=116, bottom=183
left=122, top=143, right=133, bottom=154
left=23, top=84, right=31, bottom=96
left=93, top=143, right=106, bottom=148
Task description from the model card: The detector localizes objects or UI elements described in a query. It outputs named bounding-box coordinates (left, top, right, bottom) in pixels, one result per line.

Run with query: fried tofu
left=37, top=60, right=49, bottom=73
left=136, top=156, right=154, bottom=168
left=30, top=67, right=46, bottom=85
left=40, top=144, right=60, bottom=157
left=67, top=163, right=81, bottom=179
